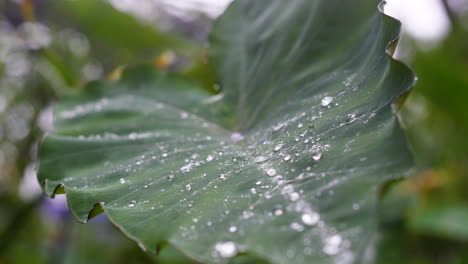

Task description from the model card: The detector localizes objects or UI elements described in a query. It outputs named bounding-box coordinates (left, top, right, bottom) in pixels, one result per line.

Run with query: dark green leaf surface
left=38, top=0, right=415, bottom=263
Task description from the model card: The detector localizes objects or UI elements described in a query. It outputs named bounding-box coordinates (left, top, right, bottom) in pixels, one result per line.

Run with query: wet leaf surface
left=38, top=0, right=414, bottom=263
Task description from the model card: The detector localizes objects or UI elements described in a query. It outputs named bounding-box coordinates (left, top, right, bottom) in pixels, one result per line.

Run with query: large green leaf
left=38, top=0, right=415, bottom=263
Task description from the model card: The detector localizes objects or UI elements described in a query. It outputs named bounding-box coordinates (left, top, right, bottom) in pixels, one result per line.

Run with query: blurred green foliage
left=378, top=6, right=468, bottom=263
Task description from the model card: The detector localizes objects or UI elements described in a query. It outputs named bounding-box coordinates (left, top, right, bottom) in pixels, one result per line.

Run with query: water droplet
left=186, top=184, right=192, bottom=191
left=290, top=222, right=304, bottom=232
left=301, top=212, right=320, bottom=226
left=250, top=188, right=257, bottom=194
left=283, top=154, right=291, bottom=161
left=274, top=144, right=284, bottom=151
left=323, top=235, right=342, bottom=256
left=180, top=112, right=188, bottom=119
left=230, top=132, right=244, bottom=142
left=321, top=96, right=333, bottom=107
left=283, top=185, right=294, bottom=194
left=254, top=156, right=268, bottom=163
left=214, top=242, right=238, bottom=258
left=312, top=153, right=322, bottom=161
left=266, top=168, right=277, bottom=177
left=352, top=203, right=360, bottom=210
left=274, top=208, right=284, bottom=216
left=128, top=200, right=136, bottom=208
left=255, top=181, right=262, bottom=185
left=229, top=226, right=238, bottom=233
left=219, top=174, right=226, bottom=180
left=347, top=113, right=357, bottom=123
left=242, top=210, right=254, bottom=219
left=206, top=155, right=214, bottom=161
left=298, top=123, right=303, bottom=128
left=289, top=192, right=300, bottom=202
left=119, top=178, right=126, bottom=184
left=162, top=153, right=168, bottom=158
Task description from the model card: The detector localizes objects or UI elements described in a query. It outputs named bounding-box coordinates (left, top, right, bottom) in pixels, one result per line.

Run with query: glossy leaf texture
left=38, top=0, right=415, bottom=263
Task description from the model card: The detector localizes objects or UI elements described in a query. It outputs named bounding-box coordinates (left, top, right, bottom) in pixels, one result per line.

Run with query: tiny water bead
left=321, top=96, right=333, bottom=107
left=242, top=210, right=254, bottom=219
left=180, top=112, right=189, bottom=119
left=186, top=184, right=192, bottom=191
left=274, top=208, right=284, bottom=216
left=289, top=192, right=300, bottom=202
left=301, top=212, right=320, bottom=226
left=312, top=153, right=322, bottom=161
left=290, top=222, right=305, bottom=232
left=229, top=226, right=238, bottom=233
left=119, top=178, right=126, bottom=184
left=284, top=154, right=291, bottom=161
left=323, top=235, right=343, bottom=256
left=230, top=132, right=244, bottom=142
left=254, top=156, right=269, bottom=163
left=214, top=241, right=238, bottom=258
left=266, top=168, right=277, bottom=177
left=274, top=143, right=284, bottom=151
left=206, top=155, right=214, bottom=161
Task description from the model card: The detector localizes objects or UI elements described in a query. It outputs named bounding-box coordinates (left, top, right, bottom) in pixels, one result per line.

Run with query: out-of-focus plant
left=0, top=1, right=207, bottom=263
left=376, top=2, right=468, bottom=263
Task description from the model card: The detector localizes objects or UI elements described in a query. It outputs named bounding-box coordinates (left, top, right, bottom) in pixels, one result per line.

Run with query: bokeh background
left=0, top=0, right=467, bottom=263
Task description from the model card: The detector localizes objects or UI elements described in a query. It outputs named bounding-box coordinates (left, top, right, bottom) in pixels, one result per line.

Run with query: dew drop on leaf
left=274, top=208, right=284, bottom=216
left=323, top=235, right=343, bottom=256
left=274, top=143, right=284, bottom=151
left=214, top=241, right=238, bottom=258
left=321, top=96, right=333, bottom=107
left=301, top=212, right=320, bottom=226
left=290, top=222, right=304, bottom=232
left=254, top=156, right=268, bottom=163
left=230, top=132, right=244, bottom=142
left=352, top=203, right=360, bottom=210
left=180, top=112, right=188, bottom=119
left=242, top=210, right=254, bottom=219
left=266, top=168, right=277, bottom=177
left=128, top=200, right=136, bottom=208
left=312, top=153, right=322, bottom=161
left=289, top=192, right=300, bottom=201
